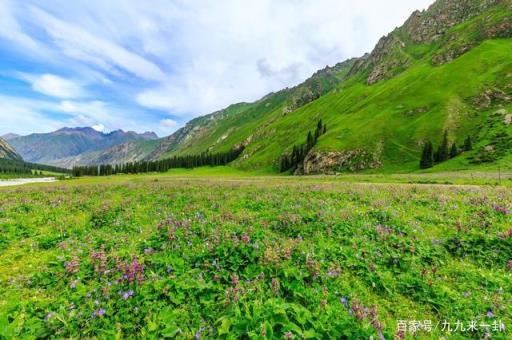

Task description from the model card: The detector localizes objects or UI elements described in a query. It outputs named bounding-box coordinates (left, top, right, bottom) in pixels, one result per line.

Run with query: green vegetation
left=72, top=147, right=244, bottom=177
left=279, top=120, right=327, bottom=172
left=0, top=158, right=71, bottom=178
left=0, top=175, right=511, bottom=338
left=148, top=1, right=512, bottom=175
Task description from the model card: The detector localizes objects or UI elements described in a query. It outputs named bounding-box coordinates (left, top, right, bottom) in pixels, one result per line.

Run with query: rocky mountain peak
left=351, top=0, right=511, bottom=85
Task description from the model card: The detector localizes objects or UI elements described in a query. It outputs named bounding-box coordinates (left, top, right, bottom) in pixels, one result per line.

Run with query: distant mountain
left=9, top=127, right=158, bottom=166
left=50, top=139, right=160, bottom=168
left=1, top=133, right=21, bottom=141
left=0, top=137, right=22, bottom=161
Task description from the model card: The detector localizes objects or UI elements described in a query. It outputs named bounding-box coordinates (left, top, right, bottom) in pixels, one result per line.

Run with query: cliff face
left=0, top=137, right=22, bottom=161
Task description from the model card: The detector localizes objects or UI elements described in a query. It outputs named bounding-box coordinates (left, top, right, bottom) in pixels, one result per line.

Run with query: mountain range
left=6, top=128, right=158, bottom=167
left=3, top=0, right=512, bottom=173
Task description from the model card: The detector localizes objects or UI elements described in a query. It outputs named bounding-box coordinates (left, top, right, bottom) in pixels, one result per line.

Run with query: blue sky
left=0, top=0, right=433, bottom=137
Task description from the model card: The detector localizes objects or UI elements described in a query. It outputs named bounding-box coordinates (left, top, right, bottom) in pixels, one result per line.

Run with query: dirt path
left=0, top=177, right=57, bottom=187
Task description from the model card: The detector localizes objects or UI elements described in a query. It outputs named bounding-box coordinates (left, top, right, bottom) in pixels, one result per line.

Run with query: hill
left=1, top=133, right=21, bottom=141
left=147, top=0, right=512, bottom=174
left=0, top=137, right=22, bottom=161
left=9, top=127, right=158, bottom=167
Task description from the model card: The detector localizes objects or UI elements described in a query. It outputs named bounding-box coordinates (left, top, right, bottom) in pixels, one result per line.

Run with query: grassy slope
left=154, top=4, right=512, bottom=174
left=158, top=60, right=357, bottom=160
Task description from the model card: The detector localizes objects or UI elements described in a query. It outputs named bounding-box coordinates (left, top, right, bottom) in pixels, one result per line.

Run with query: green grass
left=0, top=174, right=511, bottom=338
left=152, top=6, right=512, bottom=174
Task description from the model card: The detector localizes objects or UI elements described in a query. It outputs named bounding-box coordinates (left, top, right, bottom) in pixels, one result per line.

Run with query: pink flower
left=124, top=256, right=144, bottom=283
left=65, top=256, right=80, bottom=274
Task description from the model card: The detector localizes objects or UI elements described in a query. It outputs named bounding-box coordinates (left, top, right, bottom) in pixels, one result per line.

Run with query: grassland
left=0, top=172, right=511, bottom=338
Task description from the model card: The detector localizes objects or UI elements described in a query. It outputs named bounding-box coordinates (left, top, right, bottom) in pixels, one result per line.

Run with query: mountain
left=148, top=58, right=358, bottom=160
left=1, top=133, right=21, bottom=141
left=51, top=139, right=160, bottom=168
left=0, top=137, right=22, bottom=161
left=9, top=127, right=158, bottom=166
left=146, top=0, right=512, bottom=173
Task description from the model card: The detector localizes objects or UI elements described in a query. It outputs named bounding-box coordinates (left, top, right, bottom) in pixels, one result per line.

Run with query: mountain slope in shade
left=1, top=133, right=21, bottom=141
left=51, top=139, right=160, bottom=168
left=9, top=127, right=158, bottom=166
left=147, top=0, right=512, bottom=173
left=0, top=137, right=22, bottom=161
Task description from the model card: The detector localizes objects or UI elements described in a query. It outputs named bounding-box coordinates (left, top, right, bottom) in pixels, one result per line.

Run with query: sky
left=0, top=0, right=433, bottom=137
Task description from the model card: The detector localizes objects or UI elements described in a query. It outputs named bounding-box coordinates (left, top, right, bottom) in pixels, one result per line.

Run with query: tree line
left=279, top=119, right=327, bottom=172
left=72, top=146, right=245, bottom=177
left=420, top=131, right=472, bottom=169
left=0, top=158, right=71, bottom=175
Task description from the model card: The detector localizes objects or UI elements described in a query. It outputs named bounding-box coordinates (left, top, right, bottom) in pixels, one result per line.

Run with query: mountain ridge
left=143, top=0, right=512, bottom=174
left=8, top=127, right=158, bottom=166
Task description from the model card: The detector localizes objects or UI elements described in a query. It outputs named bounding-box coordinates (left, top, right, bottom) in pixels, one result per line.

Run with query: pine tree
left=449, top=143, right=458, bottom=159
left=420, top=141, right=434, bottom=169
left=463, top=136, right=472, bottom=151
left=438, top=130, right=449, bottom=162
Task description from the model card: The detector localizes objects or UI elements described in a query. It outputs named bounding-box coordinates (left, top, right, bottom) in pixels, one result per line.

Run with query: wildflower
left=122, top=290, right=134, bottom=300
left=271, top=278, right=279, bottom=295
left=487, top=309, right=494, bottom=318
left=44, top=312, right=55, bottom=322
left=69, top=278, right=79, bottom=289
left=64, top=256, right=80, bottom=274
left=241, top=234, right=250, bottom=244
left=463, top=291, right=471, bottom=298
left=340, top=296, right=348, bottom=308
left=284, top=331, right=293, bottom=339
left=195, top=327, right=205, bottom=340
left=507, top=260, right=512, bottom=271
left=492, top=203, right=509, bottom=215
left=124, top=256, right=144, bottom=283
left=231, top=275, right=239, bottom=286
left=90, top=245, right=107, bottom=274
left=91, top=308, right=106, bottom=318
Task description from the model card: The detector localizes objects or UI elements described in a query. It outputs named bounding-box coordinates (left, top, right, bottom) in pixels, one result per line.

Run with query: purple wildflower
left=44, top=312, right=55, bottom=322
left=124, top=256, right=144, bottom=283
left=492, top=203, right=509, bottom=215
left=122, top=290, right=134, bottom=300
left=487, top=309, right=494, bottom=318
left=340, top=296, right=348, bottom=307
left=91, top=308, right=106, bottom=319
left=64, top=256, right=80, bottom=274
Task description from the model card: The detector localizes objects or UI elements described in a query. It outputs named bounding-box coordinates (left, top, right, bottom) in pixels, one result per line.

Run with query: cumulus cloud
left=17, top=73, right=85, bottom=98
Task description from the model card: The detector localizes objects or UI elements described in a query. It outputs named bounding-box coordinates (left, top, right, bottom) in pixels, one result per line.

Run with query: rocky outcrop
left=473, top=87, right=512, bottom=109
left=349, top=0, right=511, bottom=84
left=299, top=149, right=382, bottom=175
left=0, top=137, right=22, bottom=161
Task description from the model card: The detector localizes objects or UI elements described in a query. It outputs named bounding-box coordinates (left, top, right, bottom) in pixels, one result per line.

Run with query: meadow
left=0, top=172, right=511, bottom=339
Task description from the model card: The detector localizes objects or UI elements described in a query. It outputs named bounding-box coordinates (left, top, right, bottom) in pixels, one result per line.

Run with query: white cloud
left=0, top=0, right=42, bottom=53
left=160, top=118, right=177, bottom=128
left=30, top=6, right=166, bottom=82
left=0, top=0, right=435, bottom=134
left=17, top=73, right=85, bottom=98
left=0, top=95, right=176, bottom=136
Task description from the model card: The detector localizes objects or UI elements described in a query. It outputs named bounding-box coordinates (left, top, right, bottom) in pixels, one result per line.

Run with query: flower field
left=0, top=176, right=511, bottom=338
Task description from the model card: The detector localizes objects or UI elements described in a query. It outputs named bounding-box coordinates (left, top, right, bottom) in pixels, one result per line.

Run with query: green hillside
left=150, top=0, right=512, bottom=174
